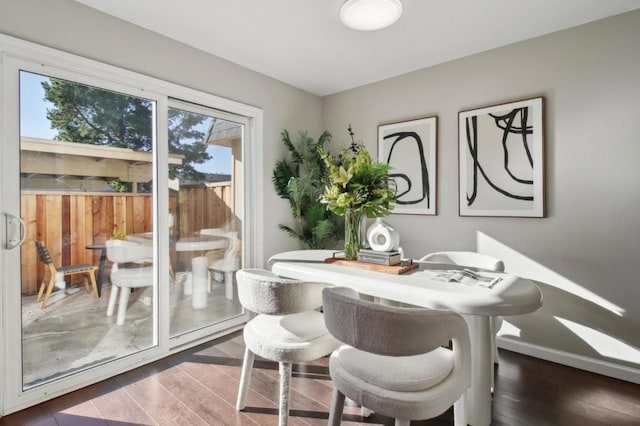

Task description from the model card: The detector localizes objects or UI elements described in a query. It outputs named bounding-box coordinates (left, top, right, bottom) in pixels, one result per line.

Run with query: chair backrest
left=105, top=239, right=153, bottom=263
left=420, top=251, right=505, bottom=272
left=35, top=241, right=53, bottom=266
left=322, top=286, right=470, bottom=357
left=199, top=227, right=227, bottom=237
left=236, top=269, right=331, bottom=315
left=223, top=232, right=241, bottom=263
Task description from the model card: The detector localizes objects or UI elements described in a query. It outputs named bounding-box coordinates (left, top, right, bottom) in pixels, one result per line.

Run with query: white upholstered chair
left=105, top=239, right=153, bottom=325
left=235, top=269, right=340, bottom=426
left=419, top=251, right=505, bottom=390
left=322, top=286, right=471, bottom=426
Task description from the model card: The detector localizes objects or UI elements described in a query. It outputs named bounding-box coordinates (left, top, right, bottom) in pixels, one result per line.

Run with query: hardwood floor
left=2, top=332, right=639, bottom=425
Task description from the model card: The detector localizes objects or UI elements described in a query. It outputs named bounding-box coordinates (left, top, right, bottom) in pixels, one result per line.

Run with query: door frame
left=0, top=33, right=263, bottom=416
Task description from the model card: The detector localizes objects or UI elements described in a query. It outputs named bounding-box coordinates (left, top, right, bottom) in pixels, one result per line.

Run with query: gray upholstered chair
left=322, top=286, right=471, bottom=426
left=419, top=251, right=505, bottom=390
left=235, top=269, right=340, bottom=426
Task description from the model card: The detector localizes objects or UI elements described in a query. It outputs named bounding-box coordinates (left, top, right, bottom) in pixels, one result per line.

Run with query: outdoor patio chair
left=105, top=239, right=153, bottom=325
left=201, top=227, right=227, bottom=284
left=207, top=231, right=241, bottom=300
left=35, top=240, right=99, bottom=309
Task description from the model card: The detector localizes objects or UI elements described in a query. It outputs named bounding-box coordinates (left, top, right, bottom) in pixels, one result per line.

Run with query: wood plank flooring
left=2, top=332, right=639, bottom=425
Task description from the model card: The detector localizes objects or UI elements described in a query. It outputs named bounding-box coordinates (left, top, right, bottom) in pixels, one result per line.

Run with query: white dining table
left=269, top=250, right=543, bottom=426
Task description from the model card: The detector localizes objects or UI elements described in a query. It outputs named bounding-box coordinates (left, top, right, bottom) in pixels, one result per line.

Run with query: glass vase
left=344, top=208, right=364, bottom=260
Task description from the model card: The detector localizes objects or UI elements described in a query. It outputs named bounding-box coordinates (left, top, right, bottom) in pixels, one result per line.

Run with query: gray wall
left=322, top=11, right=640, bottom=375
left=0, top=0, right=322, bottom=262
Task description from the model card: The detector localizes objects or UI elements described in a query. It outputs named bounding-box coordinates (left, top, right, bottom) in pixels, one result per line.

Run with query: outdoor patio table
left=176, top=235, right=227, bottom=308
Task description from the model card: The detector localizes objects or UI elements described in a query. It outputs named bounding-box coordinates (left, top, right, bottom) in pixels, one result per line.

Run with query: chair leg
left=491, top=316, right=501, bottom=393
left=224, top=271, right=235, bottom=300
left=116, top=286, right=130, bottom=325
left=491, top=348, right=496, bottom=393
left=82, top=275, right=91, bottom=293
left=41, top=274, right=57, bottom=308
left=36, top=270, right=49, bottom=302
left=278, top=361, right=292, bottom=426
left=328, top=387, right=346, bottom=426
left=107, top=284, right=120, bottom=317
left=491, top=316, right=502, bottom=365
left=395, top=420, right=410, bottom=426
left=236, top=346, right=255, bottom=411
left=169, top=265, right=176, bottom=284
left=453, top=395, right=467, bottom=426
left=88, top=271, right=99, bottom=298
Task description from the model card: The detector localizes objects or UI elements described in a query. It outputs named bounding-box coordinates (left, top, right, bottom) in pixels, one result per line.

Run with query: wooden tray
left=324, top=258, right=418, bottom=275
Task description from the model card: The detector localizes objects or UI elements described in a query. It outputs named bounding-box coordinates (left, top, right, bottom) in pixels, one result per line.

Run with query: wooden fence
left=20, top=183, right=232, bottom=295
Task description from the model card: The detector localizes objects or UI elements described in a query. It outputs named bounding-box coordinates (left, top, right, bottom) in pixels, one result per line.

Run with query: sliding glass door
left=166, top=101, right=245, bottom=341
left=1, top=39, right=259, bottom=415
left=17, top=69, right=160, bottom=389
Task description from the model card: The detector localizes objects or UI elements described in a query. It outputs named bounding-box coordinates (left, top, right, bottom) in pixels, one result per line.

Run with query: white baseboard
left=497, top=337, right=640, bottom=385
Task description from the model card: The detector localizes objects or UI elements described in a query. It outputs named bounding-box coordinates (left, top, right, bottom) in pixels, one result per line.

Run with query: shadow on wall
left=476, top=231, right=640, bottom=373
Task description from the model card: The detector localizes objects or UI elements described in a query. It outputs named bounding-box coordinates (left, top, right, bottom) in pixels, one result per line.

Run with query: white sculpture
left=366, top=218, right=400, bottom=252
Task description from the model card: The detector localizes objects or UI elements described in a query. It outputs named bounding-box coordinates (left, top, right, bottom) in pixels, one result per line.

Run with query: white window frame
left=0, top=33, right=263, bottom=415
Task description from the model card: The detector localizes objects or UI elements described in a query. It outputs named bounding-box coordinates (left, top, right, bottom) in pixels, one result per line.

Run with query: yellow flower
left=334, top=166, right=352, bottom=188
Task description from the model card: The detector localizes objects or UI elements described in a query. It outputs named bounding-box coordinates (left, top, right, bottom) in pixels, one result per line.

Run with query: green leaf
left=272, top=160, right=295, bottom=199
left=273, top=129, right=341, bottom=249
left=278, top=224, right=303, bottom=242
left=281, top=129, right=303, bottom=164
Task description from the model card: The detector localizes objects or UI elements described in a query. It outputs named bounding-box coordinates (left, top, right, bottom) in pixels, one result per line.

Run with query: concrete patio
left=21, top=273, right=243, bottom=388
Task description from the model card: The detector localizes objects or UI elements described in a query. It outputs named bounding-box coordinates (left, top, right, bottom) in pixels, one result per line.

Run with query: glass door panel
left=167, top=104, right=244, bottom=338
left=19, top=71, right=157, bottom=389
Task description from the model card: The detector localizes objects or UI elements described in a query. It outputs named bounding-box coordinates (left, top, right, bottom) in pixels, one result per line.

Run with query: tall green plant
left=272, top=130, right=341, bottom=249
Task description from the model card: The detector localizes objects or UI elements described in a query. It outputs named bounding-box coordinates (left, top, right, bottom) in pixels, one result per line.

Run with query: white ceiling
left=74, top=0, right=640, bottom=96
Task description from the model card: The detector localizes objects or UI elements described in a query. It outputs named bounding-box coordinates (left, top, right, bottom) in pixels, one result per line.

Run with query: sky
left=19, top=71, right=232, bottom=175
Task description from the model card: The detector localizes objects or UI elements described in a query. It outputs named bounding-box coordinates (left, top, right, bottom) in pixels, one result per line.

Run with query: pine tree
left=42, top=78, right=212, bottom=189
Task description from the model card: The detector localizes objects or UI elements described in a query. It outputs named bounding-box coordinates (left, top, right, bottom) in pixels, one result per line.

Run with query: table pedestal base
left=463, top=314, right=492, bottom=426
left=191, top=257, right=208, bottom=309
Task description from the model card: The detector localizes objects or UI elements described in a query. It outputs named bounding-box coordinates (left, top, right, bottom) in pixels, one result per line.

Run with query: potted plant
left=272, top=130, right=342, bottom=249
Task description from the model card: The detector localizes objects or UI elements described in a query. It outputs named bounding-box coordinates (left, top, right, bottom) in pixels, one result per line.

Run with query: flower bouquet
left=319, top=127, right=395, bottom=259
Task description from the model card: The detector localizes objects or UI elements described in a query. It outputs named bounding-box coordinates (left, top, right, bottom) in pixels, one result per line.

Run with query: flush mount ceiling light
left=340, top=0, right=403, bottom=31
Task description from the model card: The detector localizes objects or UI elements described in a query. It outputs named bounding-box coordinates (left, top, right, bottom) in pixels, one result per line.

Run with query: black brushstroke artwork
left=465, top=107, right=534, bottom=207
left=384, top=131, right=429, bottom=207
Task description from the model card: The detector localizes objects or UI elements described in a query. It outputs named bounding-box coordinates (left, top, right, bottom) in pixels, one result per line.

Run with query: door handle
left=5, top=213, right=26, bottom=250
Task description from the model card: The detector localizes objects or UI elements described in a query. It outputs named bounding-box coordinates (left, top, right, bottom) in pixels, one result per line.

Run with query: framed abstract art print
left=378, top=116, right=437, bottom=215
left=459, top=97, right=545, bottom=217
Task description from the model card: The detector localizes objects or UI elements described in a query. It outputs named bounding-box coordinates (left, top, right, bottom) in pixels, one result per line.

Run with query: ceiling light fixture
left=340, top=0, right=403, bottom=31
